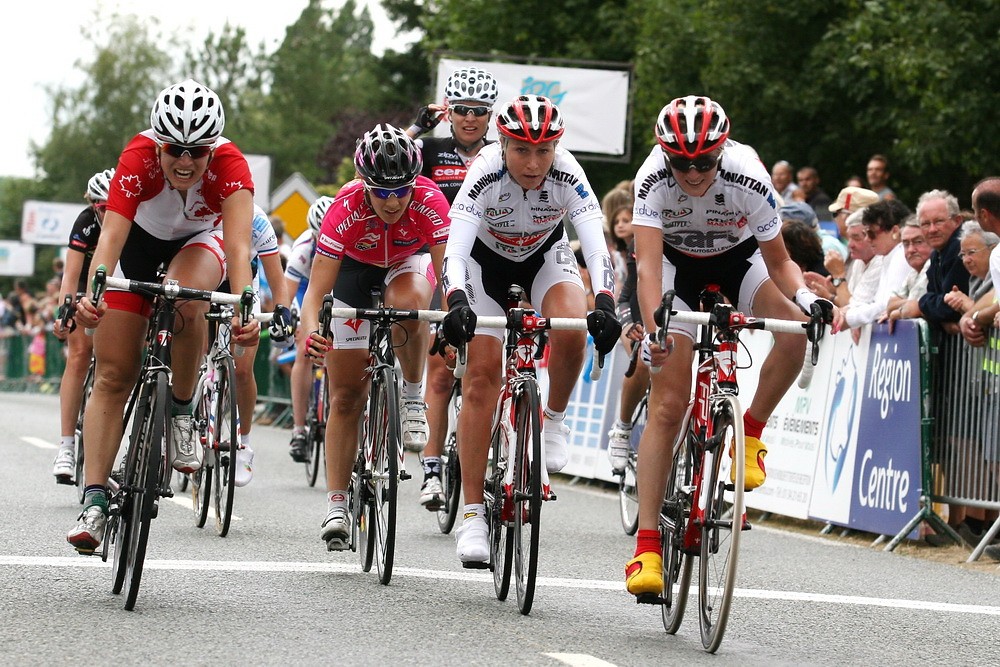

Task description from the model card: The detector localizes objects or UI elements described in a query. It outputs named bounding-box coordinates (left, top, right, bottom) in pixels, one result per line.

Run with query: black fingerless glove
left=413, top=106, right=441, bottom=134
left=587, top=293, right=623, bottom=355
left=442, top=290, right=477, bottom=347
left=269, top=305, right=295, bottom=342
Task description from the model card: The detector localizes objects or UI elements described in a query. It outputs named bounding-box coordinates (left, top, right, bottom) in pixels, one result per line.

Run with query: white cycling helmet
left=444, top=67, right=498, bottom=105
left=150, top=78, right=225, bottom=146
left=307, top=196, right=335, bottom=234
left=86, top=168, right=115, bottom=203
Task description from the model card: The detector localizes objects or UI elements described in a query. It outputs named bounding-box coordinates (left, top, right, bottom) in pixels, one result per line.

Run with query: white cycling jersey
left=632, top=140, right=782, bottom=257
left=444, top=142, right=614, bottom=299
left=284, top=229, right=315, bottom=284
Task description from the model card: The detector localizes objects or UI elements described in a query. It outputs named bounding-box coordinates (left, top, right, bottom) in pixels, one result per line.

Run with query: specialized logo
left=343, top=319, right=363, bottom=334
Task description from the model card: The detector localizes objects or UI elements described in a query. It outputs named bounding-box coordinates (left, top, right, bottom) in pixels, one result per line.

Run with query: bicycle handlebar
left=474, top=314, right=605, bottom=381
left=328, top=307, right=446, bottom=323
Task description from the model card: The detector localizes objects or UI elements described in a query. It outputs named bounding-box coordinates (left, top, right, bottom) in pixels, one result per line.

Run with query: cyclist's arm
left=220, top=189, right=254, bottom=298
left=441, top=211, right=478, bottom=301
left=758, top=235, right=810, bottom=301
left=58, top=248, right=86, bottom=303
left=634, top=224, right=665, bottom=334
left=260, top=252, right=290, bottom=308
left=87, top=210, right=131, bottom=292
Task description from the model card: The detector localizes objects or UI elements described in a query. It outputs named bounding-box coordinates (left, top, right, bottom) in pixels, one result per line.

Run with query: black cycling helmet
left=353, top=124, right=423, bottom=188
left=655, top=95, right=730, bottom=158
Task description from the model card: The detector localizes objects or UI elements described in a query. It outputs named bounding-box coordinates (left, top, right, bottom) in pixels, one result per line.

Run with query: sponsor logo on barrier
left=857, top=450, right=910, bottom=513
left=823, top=350, right=859, bottom=492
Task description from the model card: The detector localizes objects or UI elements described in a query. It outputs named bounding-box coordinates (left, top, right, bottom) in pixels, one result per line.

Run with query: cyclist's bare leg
left=234, top=344, right=257, bottom=436
left=385, top=272, right=432, bottom=385
left=164, top=246, right=224, bottom=401
left=635, top=335, right=694, bottom=532
left=539, top=282, right=587, bottom=411
left=423, top=350, right=451, bottom=460
left=81, top=309, right=147, bottom=487
left=457, top=335, right=502, bottom=504
left=619, top=361, right=650, bottom=423
left=290, top=329, right=311, bottom=430
left=60, top=324, right=94, bottom=438
left=747, top=279, right=807, bottom=421
left=323, top=348, right=370, bottom=491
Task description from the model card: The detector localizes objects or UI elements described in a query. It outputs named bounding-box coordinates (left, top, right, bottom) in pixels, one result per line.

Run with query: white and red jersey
left=314, top=176, right=450, bottom=267
left=105, top=130, right=254, bottom=240
left=284, top=230, right=316, bottom=284
left=444, top=142, right=615, bottom=299
left=631, top=140, right=782, bottom=257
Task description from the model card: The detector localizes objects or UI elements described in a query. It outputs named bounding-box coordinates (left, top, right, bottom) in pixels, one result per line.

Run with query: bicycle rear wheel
left=437, top=382, right=462, bottom=534
left=513, top=381, right=543, bottom=615
left=305, top=371, right=327, bottom=487
left=698, top=394, right=745, bottom=653
left=75, top=359, right=95, bottom=504
left=369, top=366, right=399, bottom=584
left=661, top=415, right=695, bottom=634
left=121, top=371, right=168, bottom=611
left=619, top=396, right=646, bottom=535
left=488, top=426, right=512, bottom=601
left=212, top=357, right=238, bottom=537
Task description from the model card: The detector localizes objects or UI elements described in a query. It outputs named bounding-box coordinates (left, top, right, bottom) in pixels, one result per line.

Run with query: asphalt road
left=2, top=392, right=997, bottom=666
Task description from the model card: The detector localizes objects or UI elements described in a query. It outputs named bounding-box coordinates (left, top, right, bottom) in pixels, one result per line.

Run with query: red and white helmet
left=655, top=95, right=730, bottom=158
left=495, top=95, right=564, bottom=144
left=150, top=78, right=225, bottom=146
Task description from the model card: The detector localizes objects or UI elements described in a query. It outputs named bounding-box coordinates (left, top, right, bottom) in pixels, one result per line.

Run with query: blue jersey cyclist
left=440, top=95, right=622, bottom=567
left=624, top=96, right=835, bottom=596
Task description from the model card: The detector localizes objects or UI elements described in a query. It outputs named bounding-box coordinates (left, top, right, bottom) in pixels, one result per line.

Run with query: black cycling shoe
left=289, top=434, right=309, bottom=463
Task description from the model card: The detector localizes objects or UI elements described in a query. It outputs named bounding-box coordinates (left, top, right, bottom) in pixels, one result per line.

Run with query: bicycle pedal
left=55, top=475, right=75, bottom=486
left=742, top=518, right=752, bottom=531
left=461, top=560, right=489, bottom=570
left=399, top=470, right=412, bottom=481
left=635, top=593, right=665, bottom=605
left=161, top=488, right=174, bottom=499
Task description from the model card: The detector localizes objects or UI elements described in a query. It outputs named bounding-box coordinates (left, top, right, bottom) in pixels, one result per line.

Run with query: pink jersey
left=105, top=130, right=254, bottom=241
left=315, top=176, right=450, bottom=267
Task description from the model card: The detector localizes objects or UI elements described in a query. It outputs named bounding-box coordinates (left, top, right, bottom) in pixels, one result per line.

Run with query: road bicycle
left=57, top=294, right=96, bottom=504
left=303, top=359, right=328, bottom=488
left=190, top=298, right=272, bottom=536
left=89, top=266, right=253, bottom=610
left=318, top=291, right=443, bottom=585
left=638, top=286, right=826, bottom=652
left=428, top=327, right=462, bottom=534
left=462, top=285, right=604, bottom=615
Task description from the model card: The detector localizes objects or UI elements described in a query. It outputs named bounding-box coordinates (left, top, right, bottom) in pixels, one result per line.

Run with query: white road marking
left=2, top=555, right=998, bottom=616
left=21, top=436, right=57, bottom=450
left=544, top=653, right=618, bottom=667
left=163, top=490, right=242, bottom=521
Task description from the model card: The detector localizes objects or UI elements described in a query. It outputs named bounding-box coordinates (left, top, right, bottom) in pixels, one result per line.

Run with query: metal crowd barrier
left=929, top=331, right=1000, bottom=561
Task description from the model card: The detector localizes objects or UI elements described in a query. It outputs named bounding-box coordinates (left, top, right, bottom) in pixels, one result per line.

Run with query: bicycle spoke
left=513, top=383, right=542, bottom=615
left=661, top=419, right=695, bottom=634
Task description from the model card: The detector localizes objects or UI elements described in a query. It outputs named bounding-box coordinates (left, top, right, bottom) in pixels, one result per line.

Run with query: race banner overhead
left=435, top=57, right=631, bottom=158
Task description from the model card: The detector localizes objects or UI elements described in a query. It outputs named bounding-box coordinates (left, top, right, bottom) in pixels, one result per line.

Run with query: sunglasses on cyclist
left=666, top=153, right=722, bottom=173
left=450, top=104, right=491, bottom=117
left=159, top=142, right=213, bottom=159
left=365, top=183, right=414, bottom=200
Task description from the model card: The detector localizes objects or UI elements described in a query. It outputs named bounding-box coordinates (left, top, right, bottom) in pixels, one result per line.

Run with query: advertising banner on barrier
left=846, top=322, right=922, bottom=537
left=563, top=340, right=627, bottom=482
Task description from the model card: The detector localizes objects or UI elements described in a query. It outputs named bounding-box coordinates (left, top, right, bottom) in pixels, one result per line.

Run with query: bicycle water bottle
left=715, top=340, right=738, bottom=392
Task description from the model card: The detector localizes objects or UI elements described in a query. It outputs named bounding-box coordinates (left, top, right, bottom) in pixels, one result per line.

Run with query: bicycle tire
left=513, top=381, right=542, bottom=615
left=213, top=356, right=238, bottom=537
left=619, top=396, right=646, bottom=535
left=436, top=381, right=462, bottom=534
left=305, top=371, right=327, bottom=487
left=370, top=366, right=399, bottom=584
left=661, top=415, right=695, bottom=634
left=698, top=394, right=745, bottom=653
left=75, top=359, right=95, bottom=504
left=191, top=368, right=213, bottom=528
left=122, top=371, right=168, bottom=610
left=488, top=426, right=512, bottom=601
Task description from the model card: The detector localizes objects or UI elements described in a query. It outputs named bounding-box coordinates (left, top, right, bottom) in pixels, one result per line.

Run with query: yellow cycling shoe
left=625, top=552, right=662, bottom=596
left=731, top=436, right=768, bottom=490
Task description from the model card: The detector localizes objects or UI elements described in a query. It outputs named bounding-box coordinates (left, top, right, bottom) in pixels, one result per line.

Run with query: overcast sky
left=3, top=0, right=410, bottom=178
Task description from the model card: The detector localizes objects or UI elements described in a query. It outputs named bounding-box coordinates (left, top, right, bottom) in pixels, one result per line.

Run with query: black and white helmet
left=150, top=78, right=225, bottom=146
left=86, top=168, right=115, bottom=203
left=307, top=196, right=335, bottom=234
left=354, top=124, right=423, bottom=188
left=444, top=67, right=498, bottom=105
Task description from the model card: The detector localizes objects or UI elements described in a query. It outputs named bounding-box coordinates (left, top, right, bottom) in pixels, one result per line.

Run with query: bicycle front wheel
left=619, top=396, right=646, bottom=535
left=212, top=357, right=238, bottom=537
left=488, top=426, right=512, bottom=601
left=305, top=371, right=327, bottom=487
left=437, top=382, right=462, bottom=534
left=513, top=381, right=543, bottom=615
left=698, top=394, right=745, bottom=653
left=191, top=369, right=213, bottom=528
left=120, top=371, right=168, bottom=611
left=662, top=414, right=695, bottom=634
left=369, top=366, right=399, bottom=585
left=75, top=359, right=95, bottom=504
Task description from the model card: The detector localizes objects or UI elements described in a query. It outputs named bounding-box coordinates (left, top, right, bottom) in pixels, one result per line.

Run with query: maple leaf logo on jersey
left=226, top=180, right=244, bottom=191
left=192, top=205, right=214, bottom=218
left=344, top=318, right=364, bottom=333
left=119, top=174, right=142, bottom=198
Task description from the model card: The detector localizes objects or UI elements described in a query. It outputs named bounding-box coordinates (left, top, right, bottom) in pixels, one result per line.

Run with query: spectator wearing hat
left=771, top=160, right=798, bottom=203
left=779, top=200, right=846, bottom=260
left=829, top=186, right=880, bottom=239
left=866, top=154, right=897, bottom=201
left=793, top=166, right=834, bottom=223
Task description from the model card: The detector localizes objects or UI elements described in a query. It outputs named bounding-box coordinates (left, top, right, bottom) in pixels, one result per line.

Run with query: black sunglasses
left=450, top=104, right=491, bottom=117
left=666, top=153, right=722, bottom=173
left=160, top=142, right=213, bottom=159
